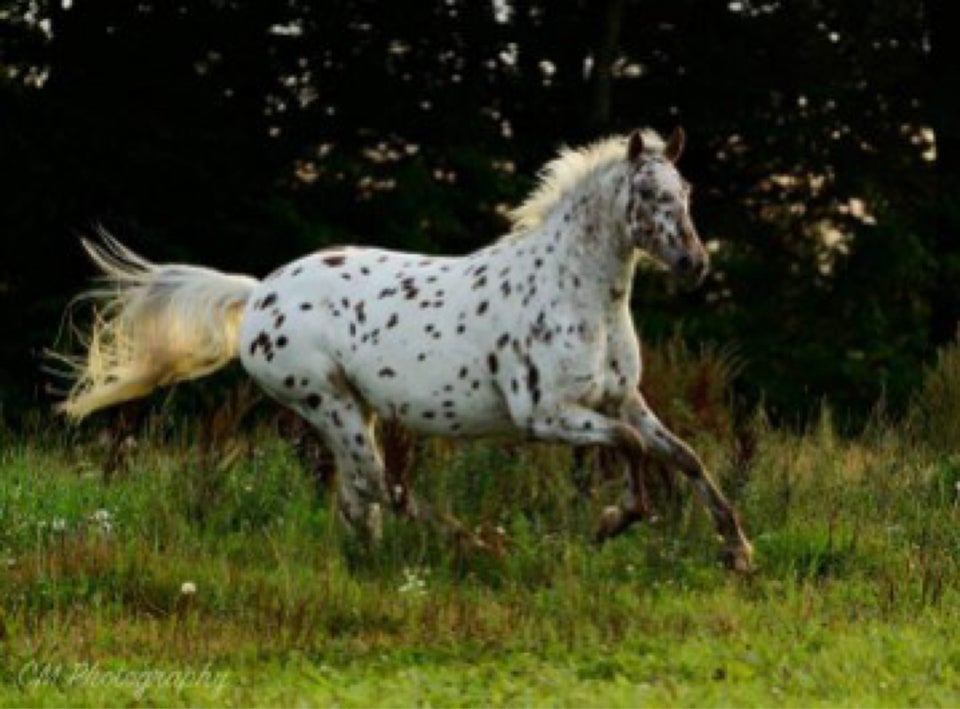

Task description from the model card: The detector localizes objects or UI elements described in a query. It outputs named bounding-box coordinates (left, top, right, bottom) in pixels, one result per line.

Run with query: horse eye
left=639, top=189, right=654, bottom=201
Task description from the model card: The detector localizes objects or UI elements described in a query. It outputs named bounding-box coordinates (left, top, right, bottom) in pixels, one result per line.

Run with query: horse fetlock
left=348, top=468, right=388, bottom=504
left=719, top=536, right=754, bottom=573
left=365, top=502, right=384, bottom=543
left=620, top=486, right=651, bottom=519
left=710, top=502, right=746, bottom=541
left=337, top=496, right=383, bottom=543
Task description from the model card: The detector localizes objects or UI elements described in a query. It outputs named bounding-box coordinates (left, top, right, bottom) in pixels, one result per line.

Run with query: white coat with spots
left=56, top=127, right=753, bottom=570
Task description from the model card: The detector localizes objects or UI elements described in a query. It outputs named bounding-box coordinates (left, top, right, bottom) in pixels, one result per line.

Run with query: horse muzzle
left=674, top=253, right=709, bottom=290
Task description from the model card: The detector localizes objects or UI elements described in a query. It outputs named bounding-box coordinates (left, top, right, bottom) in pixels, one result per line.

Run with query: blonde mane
left=507, top=129, right=665, bottom=236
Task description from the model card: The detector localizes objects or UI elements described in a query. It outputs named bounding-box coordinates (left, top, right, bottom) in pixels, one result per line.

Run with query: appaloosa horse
left=55, top=127, right=753, bottom=570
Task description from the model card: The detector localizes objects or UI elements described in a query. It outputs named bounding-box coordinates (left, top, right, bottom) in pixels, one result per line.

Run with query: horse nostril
left=677, top=255, right=692, bottom=272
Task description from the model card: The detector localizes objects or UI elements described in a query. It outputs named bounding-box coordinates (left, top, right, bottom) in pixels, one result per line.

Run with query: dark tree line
left=0, top=0, right=957, bottom=425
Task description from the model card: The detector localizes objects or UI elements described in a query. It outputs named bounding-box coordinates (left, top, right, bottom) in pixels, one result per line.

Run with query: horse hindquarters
left=238, top=281, right=391, bottom=539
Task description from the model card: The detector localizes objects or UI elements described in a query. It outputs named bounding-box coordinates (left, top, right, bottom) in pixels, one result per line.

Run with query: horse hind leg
left=298, top=401, right=491, bottom=553
left=294, top=392, right=389, bottom=542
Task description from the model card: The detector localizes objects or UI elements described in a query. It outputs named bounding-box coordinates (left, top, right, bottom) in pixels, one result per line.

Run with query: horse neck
left=535, top=161, right=638, bottom=298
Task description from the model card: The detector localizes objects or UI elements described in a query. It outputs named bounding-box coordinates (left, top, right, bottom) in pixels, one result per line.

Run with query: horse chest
left=603, top=307, right=642, bottom=389
left=528, top=303, right=631, bottom=405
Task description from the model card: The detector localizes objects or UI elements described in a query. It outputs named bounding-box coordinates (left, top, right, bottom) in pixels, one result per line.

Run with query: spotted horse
left=54, top=127, right=753, bottom=571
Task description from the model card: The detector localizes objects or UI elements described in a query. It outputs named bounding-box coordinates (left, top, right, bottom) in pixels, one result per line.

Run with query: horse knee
left=660, top=437, right=702, bottom=478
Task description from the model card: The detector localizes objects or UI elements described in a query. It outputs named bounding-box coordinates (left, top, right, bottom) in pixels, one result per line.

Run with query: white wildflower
left=398, top=567, right=428, bottom=595
left=51, top=517, right=67, bottom=533
left=181, top=581, right=197, bottom=596
left=89, top=508, right=114, bottom=536
left=91, top=509, right=112, bottom=523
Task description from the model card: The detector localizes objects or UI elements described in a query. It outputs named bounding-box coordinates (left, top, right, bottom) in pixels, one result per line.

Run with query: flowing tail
left=50, top=232, right=259, bottom=420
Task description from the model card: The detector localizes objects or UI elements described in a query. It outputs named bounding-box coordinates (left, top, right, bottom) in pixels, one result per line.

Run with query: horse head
left=625, top=126, right=709, bottom=288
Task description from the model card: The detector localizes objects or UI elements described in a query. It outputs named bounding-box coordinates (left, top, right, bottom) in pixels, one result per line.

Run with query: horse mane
left=507, top=129, right=666, bottom=236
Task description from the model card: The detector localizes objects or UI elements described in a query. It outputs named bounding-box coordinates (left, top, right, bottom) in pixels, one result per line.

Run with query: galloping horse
left=56, top=127, right=753, bottom=570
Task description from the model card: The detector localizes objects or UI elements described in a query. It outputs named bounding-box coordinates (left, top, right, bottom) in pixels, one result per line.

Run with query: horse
left=54, top=126, right=754, bottom=571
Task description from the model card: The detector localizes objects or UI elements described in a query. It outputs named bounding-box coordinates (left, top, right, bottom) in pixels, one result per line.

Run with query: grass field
left=1, top=411, right=959, bottom=706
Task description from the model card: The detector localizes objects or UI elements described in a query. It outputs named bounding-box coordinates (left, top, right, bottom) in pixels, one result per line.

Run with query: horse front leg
left=622, top=394, right=753, bottom=572
left=522, top=405, right=651, bottom=542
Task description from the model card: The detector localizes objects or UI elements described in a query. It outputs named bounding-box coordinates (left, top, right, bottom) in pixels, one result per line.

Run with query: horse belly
left=346, top=350, right=514, bottom=437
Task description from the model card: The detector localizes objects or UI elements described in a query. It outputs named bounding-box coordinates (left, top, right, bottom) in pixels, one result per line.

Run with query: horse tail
left=51, top=230, right=259, bottom=420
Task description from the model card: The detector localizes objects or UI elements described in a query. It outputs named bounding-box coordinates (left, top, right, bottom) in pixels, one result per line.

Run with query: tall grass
left=909, top=329, right=960, bottom=452
left=641, top=334, right=742, bottom=440
left=1, top=340, right=959, bottom=705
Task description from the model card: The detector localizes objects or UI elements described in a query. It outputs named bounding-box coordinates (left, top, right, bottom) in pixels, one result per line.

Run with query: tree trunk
left=586, top=0, right=625, bottom=134
left=924, top=0, right=960, bottom=343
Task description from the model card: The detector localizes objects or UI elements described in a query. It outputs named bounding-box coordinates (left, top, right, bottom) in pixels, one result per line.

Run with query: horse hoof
left=721, top=541, right=754, bottom=573
left=595, top=505, right=625, bottom=544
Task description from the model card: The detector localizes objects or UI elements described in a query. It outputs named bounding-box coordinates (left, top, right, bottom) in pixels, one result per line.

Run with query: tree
left=0, top=0, right=949, bottom=424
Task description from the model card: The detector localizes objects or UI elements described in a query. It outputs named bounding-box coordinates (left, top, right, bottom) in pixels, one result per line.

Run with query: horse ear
left=664, top=126, right=686, bottom=163
left=627, top=129, right=645, bottom=162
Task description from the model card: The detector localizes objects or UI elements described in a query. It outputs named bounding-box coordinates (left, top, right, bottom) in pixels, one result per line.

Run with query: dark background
left=1, top=0, right=958, bottom=427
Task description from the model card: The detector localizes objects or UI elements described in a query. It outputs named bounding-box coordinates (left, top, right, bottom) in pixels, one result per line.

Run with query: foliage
left=0, top=0, right=958, bottom=424
left=908, top=329, right=960, bottom=451
left=641, top=333, right=741, bottom=441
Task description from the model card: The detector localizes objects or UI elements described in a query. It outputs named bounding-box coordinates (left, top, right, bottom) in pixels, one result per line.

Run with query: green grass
left=1, top=419, right=959, bottom=707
